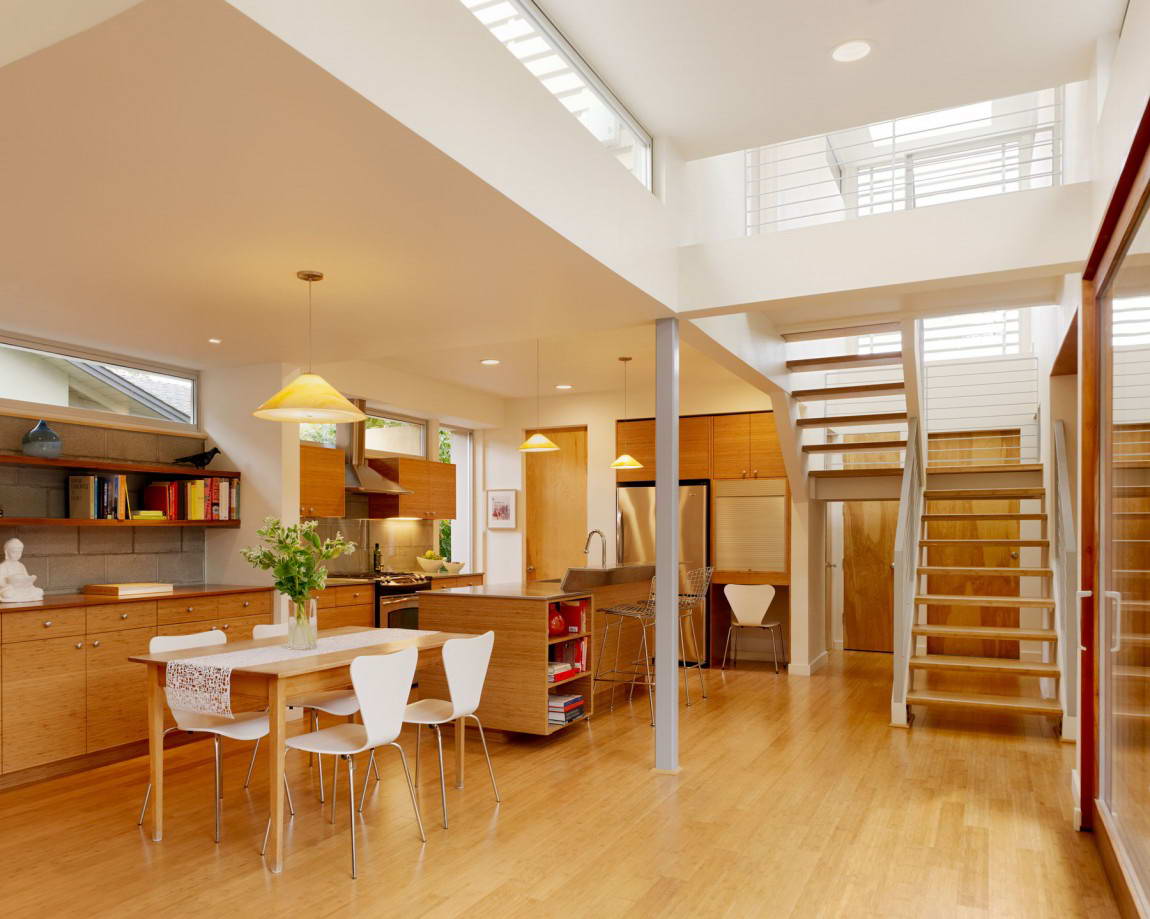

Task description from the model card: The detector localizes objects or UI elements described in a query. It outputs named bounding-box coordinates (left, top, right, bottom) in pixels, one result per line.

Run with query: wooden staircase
left=904, top=485, right=1063, bottom=724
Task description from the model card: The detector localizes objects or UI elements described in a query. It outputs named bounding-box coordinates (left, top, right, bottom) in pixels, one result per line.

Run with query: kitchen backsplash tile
left=314, top=518, right=436, bottom=575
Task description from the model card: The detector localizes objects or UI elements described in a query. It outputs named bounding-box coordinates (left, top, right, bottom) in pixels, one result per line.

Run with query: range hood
left=338, top=400, right=412, bottom=495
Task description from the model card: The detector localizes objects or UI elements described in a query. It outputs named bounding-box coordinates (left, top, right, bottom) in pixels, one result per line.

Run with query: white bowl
left=443, top=561, right=464, bottom=574
left=416, top=556, right=444, bottom=573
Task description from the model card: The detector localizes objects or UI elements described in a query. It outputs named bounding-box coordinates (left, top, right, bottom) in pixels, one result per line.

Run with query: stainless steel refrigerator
left=616, top=482, right=710, bottom=662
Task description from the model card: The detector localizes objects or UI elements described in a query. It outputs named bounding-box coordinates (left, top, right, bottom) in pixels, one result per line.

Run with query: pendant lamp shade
left=253, top=373, right=366, bottom=423
left=611, top=356, right=643, bottom=469
left=519, top=432, right=560, bottom=453
left=254, top=270, right=365, bottom=424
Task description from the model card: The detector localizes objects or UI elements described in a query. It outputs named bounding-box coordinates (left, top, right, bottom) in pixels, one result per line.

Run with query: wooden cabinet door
left=615, top=419, right=655, bottom=482
left=680, top=416, right=714, bottom=479
left=712, top=413, right=751, bottom=478
left=299, top=444, right=346, bottom=518
left=749, top=412, right=785, bottom=478
left=85, top=626, right=155, bottom=752
left=2, top=636, right=86, bottom=772
left=428, top=461, right=457, bottom=519
left=367, top=457, right=430, bottom=518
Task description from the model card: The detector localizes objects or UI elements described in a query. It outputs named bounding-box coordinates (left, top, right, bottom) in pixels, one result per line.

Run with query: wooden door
left=299, top=444, right=346, bottom=518
left=749, top=412, right=784, bottom=478
left=2, top=637, right=86, bottom=772
left=842, top=501, right=897, bottom=652
left=525, top=428, right=587, bottom=581
left=713, top=413, right=751, bottom=478
left=85, top=627, right=154, bottom=752
left=615, top=419, right=655, bottom=482
left=679, top=416, right=714, bottom=479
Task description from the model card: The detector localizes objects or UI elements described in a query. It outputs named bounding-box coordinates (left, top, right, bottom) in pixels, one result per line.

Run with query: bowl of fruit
left=416, top=550, right=445, bottom=573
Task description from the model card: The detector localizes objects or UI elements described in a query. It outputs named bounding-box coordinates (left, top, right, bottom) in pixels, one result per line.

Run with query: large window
left=438, top=426, right=473, bottom=566
left=460, top=0, right=652, bottom=189
left=0, top=336, right=196, bottom=426
left=300, top=413, right=427, bottom=455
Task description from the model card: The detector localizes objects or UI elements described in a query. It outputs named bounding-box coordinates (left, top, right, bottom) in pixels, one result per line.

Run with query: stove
left=338, top=572, right=431, bottom=627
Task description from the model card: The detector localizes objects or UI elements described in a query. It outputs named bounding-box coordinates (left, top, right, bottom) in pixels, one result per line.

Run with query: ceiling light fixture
left=480, top=358, right=501, bottom=366
left=208, top=338, right=222, bottom=345
left=554, top=384, right=573, bottom=390
left=831, top=40, right=871, bottom=63
left=610, top=356, right=643, bottom=470
left=519, top=339, right=559, bottom=453
left=252, top=271, right=367, bottom=424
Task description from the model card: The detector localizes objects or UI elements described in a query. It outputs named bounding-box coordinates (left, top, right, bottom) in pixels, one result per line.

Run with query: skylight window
left=461, top=0, right=653, bottom=189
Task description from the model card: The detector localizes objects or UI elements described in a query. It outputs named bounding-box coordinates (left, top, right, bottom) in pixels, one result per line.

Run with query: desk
left=130, top=626, right=466, bottom=872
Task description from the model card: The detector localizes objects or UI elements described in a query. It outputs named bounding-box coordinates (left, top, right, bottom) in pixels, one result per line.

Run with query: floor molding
left=790, top=650, right=828, bottom=677
left=1096, top=799, right=1149, bottom=918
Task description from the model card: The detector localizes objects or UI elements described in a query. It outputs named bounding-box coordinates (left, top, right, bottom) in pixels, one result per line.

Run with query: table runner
left=164, top=628, right=438, bottom=717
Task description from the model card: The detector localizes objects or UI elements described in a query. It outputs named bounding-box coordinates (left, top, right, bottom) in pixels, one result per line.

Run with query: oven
left=375, top=573, right=432, bottom=629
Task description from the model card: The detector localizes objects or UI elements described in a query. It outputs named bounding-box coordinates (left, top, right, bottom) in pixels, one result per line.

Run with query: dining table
left=130, top=626, right=470, bottom=872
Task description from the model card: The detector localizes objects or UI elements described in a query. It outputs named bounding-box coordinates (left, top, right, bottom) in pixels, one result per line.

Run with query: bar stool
left=721, top=584, right=784, bottom=673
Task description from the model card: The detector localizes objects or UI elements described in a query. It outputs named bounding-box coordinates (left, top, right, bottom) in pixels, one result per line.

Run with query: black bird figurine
left=173, top=446, right=221, bottom=469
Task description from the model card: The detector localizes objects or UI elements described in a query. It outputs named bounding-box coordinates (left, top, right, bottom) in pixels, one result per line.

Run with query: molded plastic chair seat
left=176, top=710, right=270, bottom=741
left=287, top=689, right=360, bottom=717
left=286, top=723, right=368, bottom=757
left=403, top=698, right=455, bottom=724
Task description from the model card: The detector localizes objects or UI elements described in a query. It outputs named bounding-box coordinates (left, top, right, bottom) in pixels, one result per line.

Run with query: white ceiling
left=537, top=0, right=1127, bottom=160
left=0, top=0, right=669, bottom=374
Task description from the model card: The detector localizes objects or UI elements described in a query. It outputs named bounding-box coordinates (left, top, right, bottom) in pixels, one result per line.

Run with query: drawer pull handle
left=222, top=623, right=230, bottom=630
left=75, top=642, right=83, bottom=649
left=92, top=640, right=101, bottom=648
left=186, top=606, right=194, bottom=613
left=121, top=612, right=129, bottom=620
left=242, top=600, right=250, bottom=608
left=43, top=620, right=53, bottom=628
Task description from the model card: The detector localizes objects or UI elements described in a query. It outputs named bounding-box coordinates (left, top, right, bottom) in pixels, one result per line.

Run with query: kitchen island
left=417, top=574, right=650, bottom=736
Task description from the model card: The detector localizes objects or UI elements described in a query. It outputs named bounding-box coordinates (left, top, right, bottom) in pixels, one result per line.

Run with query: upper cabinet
left=299, top=444, right=346, bottom=518
left=712, top=412, right=784, bottom=479
left=614, top=416, right=714, bottom=481
left=367, top=457, right=456, bottom=520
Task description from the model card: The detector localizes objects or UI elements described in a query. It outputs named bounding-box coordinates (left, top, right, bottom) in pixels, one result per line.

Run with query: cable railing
left=890, top=418, right=924, bottom=727
left=746, top=89, right=1063, bottom=234
left=1052, top=420, right=1077, bottom=735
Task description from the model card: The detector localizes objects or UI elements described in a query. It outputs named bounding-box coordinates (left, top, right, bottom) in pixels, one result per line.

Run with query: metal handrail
left=1053, top=420, right=1077, bottom=732
left=890, top=418, right=924, bottom=726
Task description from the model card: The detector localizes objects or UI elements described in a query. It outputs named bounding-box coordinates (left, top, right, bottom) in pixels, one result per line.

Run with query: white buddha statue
left=0, top=538, right=44, bottom=602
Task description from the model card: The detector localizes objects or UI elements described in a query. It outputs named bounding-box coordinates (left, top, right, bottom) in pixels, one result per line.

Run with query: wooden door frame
left=1079, top=94, right=1150, bottom=835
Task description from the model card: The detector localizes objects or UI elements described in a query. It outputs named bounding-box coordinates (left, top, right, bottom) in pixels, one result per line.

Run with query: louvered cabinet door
left=712, top=478, right=788, bottom=574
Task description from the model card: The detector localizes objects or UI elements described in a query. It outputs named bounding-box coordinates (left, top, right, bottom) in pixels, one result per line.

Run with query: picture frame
left=486, top=489, right=518, bottom=529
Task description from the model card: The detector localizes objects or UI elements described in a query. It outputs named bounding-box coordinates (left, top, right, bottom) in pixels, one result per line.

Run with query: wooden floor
left=0, top=652, right=1116, bottom=918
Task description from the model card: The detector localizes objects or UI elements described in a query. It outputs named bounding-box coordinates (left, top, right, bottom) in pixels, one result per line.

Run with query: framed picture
left=486, top=489, right=518, bottom=529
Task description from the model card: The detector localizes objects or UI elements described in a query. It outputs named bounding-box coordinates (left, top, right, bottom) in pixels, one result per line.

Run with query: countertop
left=324, top=577, right=376, bottom=586
left=0, top=583, right=273, bottom=613
left=426, top=581, right=588, bottom=602
left=406, top=570, right=485, bottom=580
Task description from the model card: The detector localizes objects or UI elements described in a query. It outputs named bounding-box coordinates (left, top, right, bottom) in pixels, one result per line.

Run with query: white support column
left=654, top=318, right=680, bottom=773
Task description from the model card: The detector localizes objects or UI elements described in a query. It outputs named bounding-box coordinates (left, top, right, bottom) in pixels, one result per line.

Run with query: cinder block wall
left=0, top=415, right=208, bottom=592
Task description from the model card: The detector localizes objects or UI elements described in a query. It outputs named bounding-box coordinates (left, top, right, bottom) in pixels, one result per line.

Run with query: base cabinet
left=85, top=627, right=154, bottom=752
left=2, top=636, right=86, bottom=773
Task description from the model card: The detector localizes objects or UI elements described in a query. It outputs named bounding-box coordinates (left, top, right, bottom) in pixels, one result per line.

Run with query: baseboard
left=790, top=650, right=828, bottom=677
left=1095, top=800, right=1150, bottom=918
left=832, top=638, right=844, bottom=650
left=1060, top=715, right=1078, bottom=743
left=1072, top=769, right=1082, bottom=830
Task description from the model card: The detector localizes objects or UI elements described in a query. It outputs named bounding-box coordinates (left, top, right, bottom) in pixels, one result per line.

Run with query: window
left=438, top=426, right=473, bottom=567
left=0, top=337, right=196, bottom=426
left=364, top=414, right=425, bottom=456
left=300, top=422, right=336, bottom=447
left=460, top=0, right=652, bottom=189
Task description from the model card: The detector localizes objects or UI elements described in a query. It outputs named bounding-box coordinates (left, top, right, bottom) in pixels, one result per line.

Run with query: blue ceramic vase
left=22, top=420, right=63, bottom=458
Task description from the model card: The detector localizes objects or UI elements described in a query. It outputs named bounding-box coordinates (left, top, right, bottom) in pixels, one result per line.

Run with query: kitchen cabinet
left=367, top=457, right=456, bottom=519
left=614, top=416, right=714, bottom=481
left=2, top=636, right=86, bottom=772
left=300, top=443, right=346, bottom=518
left=316, top=583, right=375, bottom=630
left=713, top=412, right=784, bottom=479
left=85, top=627, right=154, bottom=752
left=615, top=419, right=655, bottom=482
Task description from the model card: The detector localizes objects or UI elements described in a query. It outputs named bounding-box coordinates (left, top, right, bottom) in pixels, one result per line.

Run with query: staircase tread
left=917, top=566, right=1053, bottom=576
left=912, top=624, right=1056, bottom=640
left=925, top=488, right=1046, bottom=499
left=792, top=381, right=906, bottom=400
left=786, top=352, right=903, bottom=371
left=906, top=689, right=1062, bottom=715
left=915, top=593, right=1055, bottom=608
left=797, top=411, right=909, bottom=428
left=803, top=439, right=907, bottom=453
left=910, top=654, right=1059, bottom=674
left=927, top=464, right=1043, bottom=474
left=922, top=512, right=1046, bottom=520
left=920, top=538, right=1049, bottom=546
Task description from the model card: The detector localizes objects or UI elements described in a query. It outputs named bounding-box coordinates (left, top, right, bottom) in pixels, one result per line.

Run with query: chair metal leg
left=284, top=771, right=295, bottom=816
left=213, top=735, right=222, bottom=843
left=137, top=727, right=179, bottom=826
left=358, top=751, right=376, bottom=813
left=260, top=757, right=295, bottom=857
left=771, top=626, right=781, bottom=674
left=433, top=724, right=449, bottom=829
left=346, top=755, right=357, bottom=879
left=610, top=615, right=624, bottom=711
left=720, top=625, right=733, bottom=671
left=330, top=752, right=339, bottom=824
left=414, top=723, right=421, bottom=786
left=371, top=748, right=381, bottom=781
left=390, top=742, right=428, bottom=842
left=468, top=715, right=501, bottom=803
left=640, top=620, right=655, bottom=726
left=244, top=736, right=260, bottom=789
left=309, top=710, right=318, bottom=770
left=686, top=614, right=707, bottom=699
left=679, top=615, right=692, bottom=708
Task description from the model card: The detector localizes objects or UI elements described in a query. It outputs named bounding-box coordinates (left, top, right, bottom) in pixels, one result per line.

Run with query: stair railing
left=1052, top=419, right=1077, bottom=736
left=890, top=417, right=924, bottom=726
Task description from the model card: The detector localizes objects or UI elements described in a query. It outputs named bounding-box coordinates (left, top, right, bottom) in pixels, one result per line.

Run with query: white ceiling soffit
left=0, top=0, right=670, bottom=371
left=0, top=0, right=144, bottom=68
left=536, top=0, right=1126, bottom=160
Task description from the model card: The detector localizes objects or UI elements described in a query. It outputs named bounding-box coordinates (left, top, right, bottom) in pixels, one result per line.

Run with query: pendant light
left=519, top=339, right=560, bottom=453
left=253, top=271, right=367, bottom=423
left=611, top=356, right=643, bottom=469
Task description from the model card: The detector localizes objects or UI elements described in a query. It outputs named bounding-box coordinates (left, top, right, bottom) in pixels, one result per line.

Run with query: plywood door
left=2, top=637, right=86, bottom=772
left=749, top=412, right=785, bottom=478
left=299, top=444, right=346, bottom=518
left=428, top=461, right=457, bottom=519
left=713, top=413, right=751, bottom=478
left=680, top=416, right=714, bottom=479
left=525, top=428, right=588, bottom=581
left=842, top=430, right=904, bottom=471
left=615, top=419, right=655, bottom=482
left=843, top=501, right=897, bottom=652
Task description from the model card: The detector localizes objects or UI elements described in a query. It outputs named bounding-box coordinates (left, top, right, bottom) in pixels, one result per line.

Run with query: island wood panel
left=299, top=443, right=346, bottom=518
left=589, top=580, right=653, bottom=710
left=85, top=626, right=154, bottom=751
left=417, top=594, right=552, bottom=734
left=525, top=428, right=588, bottom=582
left=842, top=501, right=897, bottom=652
left=2, top=636, right=86, bottom=772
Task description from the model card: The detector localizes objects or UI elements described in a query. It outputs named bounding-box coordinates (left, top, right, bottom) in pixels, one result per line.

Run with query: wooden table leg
left=267, top=677, right=287, bottom=873
left=146, top=663, right=165, bottom=842
left=455, top=716, right=465, bottom=788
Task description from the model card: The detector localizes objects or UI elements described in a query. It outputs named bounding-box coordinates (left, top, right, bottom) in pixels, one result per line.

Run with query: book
left=548, top=706, right=585, bottom=724
left=132, top=511, right=165, bottom=519
left=84, top=582, right=175, bottom=597
left=548, top=693, right=583, bottom=708
left=68, top=475, right=96, bottom=519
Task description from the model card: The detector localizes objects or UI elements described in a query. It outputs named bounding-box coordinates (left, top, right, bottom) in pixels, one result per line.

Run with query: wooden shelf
left=547, top=670, right=592, bottom=689
left=548, top=631, right=590, bottom=645
left=0, top=453, right=239, bottom=478
left=546, top=712, right=588, bottom=734
left=0, top=517, right=241, bottom=528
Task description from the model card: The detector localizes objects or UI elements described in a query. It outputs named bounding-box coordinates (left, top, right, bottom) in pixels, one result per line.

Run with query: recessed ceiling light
left=831, top=40, right=871, bottom=63
left=208, top=338, right=222, bottom=344
left=480, top=358, right=501, bottom=366
left=555, top=384, right=573, bottom=390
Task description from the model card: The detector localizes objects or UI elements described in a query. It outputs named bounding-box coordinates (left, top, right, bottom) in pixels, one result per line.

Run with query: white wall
left=0, top=347, right=69, bottom=404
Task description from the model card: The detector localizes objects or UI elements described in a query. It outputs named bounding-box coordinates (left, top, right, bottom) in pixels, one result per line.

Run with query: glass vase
left=287, top=597, right=318, bottom=651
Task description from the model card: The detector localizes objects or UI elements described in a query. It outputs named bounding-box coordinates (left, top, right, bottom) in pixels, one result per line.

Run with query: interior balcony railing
left=890, top=418, right=924, bottom=727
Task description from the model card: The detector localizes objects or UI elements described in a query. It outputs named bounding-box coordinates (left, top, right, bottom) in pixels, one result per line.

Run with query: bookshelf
left=546, top=598, right=592, bottom=732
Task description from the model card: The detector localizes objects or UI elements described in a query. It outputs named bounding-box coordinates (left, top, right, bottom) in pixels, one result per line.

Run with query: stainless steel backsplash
left=313, top=518, right=436, bottom=575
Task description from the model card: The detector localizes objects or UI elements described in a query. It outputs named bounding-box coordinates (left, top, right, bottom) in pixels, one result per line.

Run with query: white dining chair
left=722, top=584, right=784, bottom=673
left=136, top=629, right=294, bottom=842
left=387, top=631, right=500, bottom=829
left=247, top=622, right=370, bottom=801
left=276, top=647, right=425, bottom=878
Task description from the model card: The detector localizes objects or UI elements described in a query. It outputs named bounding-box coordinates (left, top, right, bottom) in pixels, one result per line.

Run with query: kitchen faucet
left=583, top=529, right=607, bottom=569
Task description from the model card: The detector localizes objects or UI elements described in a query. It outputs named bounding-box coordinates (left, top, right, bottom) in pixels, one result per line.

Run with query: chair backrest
left=252, top=622, right=288, bottom=640
left=683, top=566, right=715, bottom=600
left=150, top=629, right=227, bottom=654
left=442, top=631, right=495, bottom=719
left=351, top=646, right=418, bottom=748
left=724, top=584, right=776, bottom=626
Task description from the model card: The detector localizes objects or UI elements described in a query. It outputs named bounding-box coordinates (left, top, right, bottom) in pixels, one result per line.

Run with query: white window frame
left=362, top=409, right=428, bottom=459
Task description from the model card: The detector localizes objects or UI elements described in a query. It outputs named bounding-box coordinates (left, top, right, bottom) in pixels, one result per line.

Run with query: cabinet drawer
left=85, top=601, right=158, bottom=634
left=3, top=607, right=86, bottom=643
left=313, top=589, right=337, bottom=609
left=335, top=585, right=373, bottom=607
left=215, top=613, right=270, bottom=642
left=319, top=604, right=375, bottom=630
left=157, top=597, right=219, bottom=625
left=216, top=592, right=272, bottom=617
left=154, top=620, right=224, bottom=639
